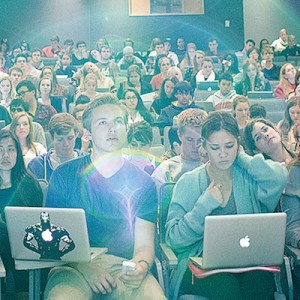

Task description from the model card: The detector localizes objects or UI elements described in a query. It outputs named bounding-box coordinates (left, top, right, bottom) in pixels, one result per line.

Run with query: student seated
left=28, top=113, right=84, bottom=182
left=165, top=112, right=288, bottom=300
left=156, top=81, right=199, bottom=130
left=161, top=126, right=182, bottom=161
left=125, top=121, right=159, bottom=175
left=206, top=72, right=236, bottom=112
left=261, top=46, right=280, bottom=81
left=44, top=94, right=166, bottom=300
left=152, top=108, right=207, bottom=185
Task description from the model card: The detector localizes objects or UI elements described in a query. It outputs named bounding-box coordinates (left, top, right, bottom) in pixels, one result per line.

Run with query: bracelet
left=138, top=259, right=150, bottom=274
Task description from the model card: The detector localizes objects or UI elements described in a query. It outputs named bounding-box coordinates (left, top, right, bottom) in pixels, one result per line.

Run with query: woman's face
left=284, top=64, right=296, bottom=81
left=164, top=80, right=175, bottom=97
left=234, top=102, right=249, bottom=123
left=251, top=122, right=281, bottom=155
left=205, top=129, right=238, bottom=170
left=289, top=104, right=300, bottom=124
left=249, top=49, right=259, bottom=60
left=40, top=78, right=51, bottom=95
left=188, top=47, right=196, bottom=59
left=43, top=68, right=53, bottom=79
left=129, top=71, right=140, bottom=86
left=202, top=62, right=213, bottom=77
left=85, top=78, right=97, bottom=93
left=15, top=115, right=30, bottom=140
left=246, top=64, right=257, bottom=79
left=295, top=85, right=300, bottom=96
left=124, top=91, right=138, bottom=110
left=159, top=58, right=171, bottom=74
left=61, top=54, right=71, bottom=66
left=0, top=79, right=11, bottom=94
left=195, top=53, right=204, bottom=66
left=0, top=137, right=17, bottom=172
left=167, top=67, right=183, bottom=81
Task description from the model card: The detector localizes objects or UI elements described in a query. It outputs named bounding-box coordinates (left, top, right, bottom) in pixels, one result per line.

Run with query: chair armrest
left=285, top=245, right=300, bottom=266
left=160, top=243, right=178, bottom=268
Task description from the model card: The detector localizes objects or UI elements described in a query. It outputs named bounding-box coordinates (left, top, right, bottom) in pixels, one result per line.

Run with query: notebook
left=190, top=213, right=286, bottom=270
left=5, top=206, right=106, bottom=262
left=247, top=91, right=274, bottom=99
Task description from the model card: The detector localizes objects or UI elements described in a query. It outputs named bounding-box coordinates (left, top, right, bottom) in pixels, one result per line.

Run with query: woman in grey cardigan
left=166, top=111, right=288, bottom=299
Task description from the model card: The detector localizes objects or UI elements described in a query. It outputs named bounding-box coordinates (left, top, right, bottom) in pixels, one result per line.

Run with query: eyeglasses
left=17, top=90, right=29, bottom=96
left=10, top=107, right=24, bottom=113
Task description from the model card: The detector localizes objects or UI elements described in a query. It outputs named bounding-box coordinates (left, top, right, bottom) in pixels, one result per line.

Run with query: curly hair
left=177, top=108, right=208, bottom=134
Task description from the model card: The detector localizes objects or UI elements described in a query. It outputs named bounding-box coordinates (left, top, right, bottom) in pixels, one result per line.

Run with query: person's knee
left=45, top=284, right=88, bottom=300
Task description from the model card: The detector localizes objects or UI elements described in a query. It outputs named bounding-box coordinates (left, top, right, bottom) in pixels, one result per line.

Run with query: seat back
left=38, top=179, right=49, bottom=206
left=158, top=183, right=175, bottom=243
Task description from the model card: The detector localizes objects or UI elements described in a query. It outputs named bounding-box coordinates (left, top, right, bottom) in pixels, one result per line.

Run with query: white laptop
left=5, top=206, right=106, bottom=262
left=247, top=91, right=274, bottom=99
left=191, top=213, right=286, bottom=270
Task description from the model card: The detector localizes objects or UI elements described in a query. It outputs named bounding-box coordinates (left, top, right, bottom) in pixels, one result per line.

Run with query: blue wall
left=0, top=0, right=244, bottom=52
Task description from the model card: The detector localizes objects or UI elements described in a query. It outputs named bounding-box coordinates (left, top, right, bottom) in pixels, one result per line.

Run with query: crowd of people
left=0, top=27, right=300, bottom=299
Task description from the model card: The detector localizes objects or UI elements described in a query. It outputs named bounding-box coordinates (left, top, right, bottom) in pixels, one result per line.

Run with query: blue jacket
left=165, top=152, right=288, bottom=299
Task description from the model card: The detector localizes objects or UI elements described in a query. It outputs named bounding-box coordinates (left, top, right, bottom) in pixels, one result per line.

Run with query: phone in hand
left=122, top=261, right=136, bottom=273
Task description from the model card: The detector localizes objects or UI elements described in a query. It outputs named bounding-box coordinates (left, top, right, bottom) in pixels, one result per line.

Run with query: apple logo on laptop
left=239, top=235, right=250, bottom=248
left=42, top=229, right=53, bottom=242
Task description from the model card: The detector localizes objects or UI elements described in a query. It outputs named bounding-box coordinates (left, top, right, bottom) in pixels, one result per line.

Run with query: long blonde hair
left=0, top=76, right=16, bottom=103
left=279, top=63, right=296, bottom=98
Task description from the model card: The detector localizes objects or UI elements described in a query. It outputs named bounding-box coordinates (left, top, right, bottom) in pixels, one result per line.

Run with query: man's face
left=288, top=35, right=296, bottom=47
left=155, top=44, right=164, bottom=55
left=0, top=137, right=17, bottom=172
left=177, top=38, right=184, bottom=49
left=179, top=126, right=203, bottom=161
left=219, top=80, right=233, bottom=96
left=61, top=54, right=71, bottom=66
left=10, top=70, right=23, bottom=85
left=15, top=57, right=27, bottom=70
left=90, top=104, right=127, bottom=156
left=124, top=52, right=134, bottom=62
left=77, top=43, right=86, bottom=52
left=176, top=90, right=192, bottom=107
left=53, top=129, right=77, bottom=158
left=17, top=86, right=35, bottom=103
left=101, top=47, right=111, bottom=60
left=280, top=29, right=288, bottom=42
left=164, top=42, right=171, bottom=52
left=245, top=41, right=254, bottom=51
left=31, top=51, right=41, bottom=64
left=262, top=49, right=274, bottom=62
left=208, top=40, right=218, bottom=52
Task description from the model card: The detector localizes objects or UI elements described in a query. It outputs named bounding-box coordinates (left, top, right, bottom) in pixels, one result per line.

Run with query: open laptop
left=5, top=206, right=106, bottom=262
left=190, top=213, right=286, bottom=270
left=196, top=80, right=219, bottom=91
left=195, top=101, right=214, bottom=113
left=247, top=91, right=274, bottom=99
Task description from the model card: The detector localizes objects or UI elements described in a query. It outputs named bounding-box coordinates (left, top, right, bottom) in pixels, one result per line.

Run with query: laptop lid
left=5, top=206, right=93, bottom=262
left=201, top=213, right=286, bottom=269
left=195, top=101, right=214, bottom=113
left=247, top=91, right=274, bottom=99
left=196, top=80, right=219, bottom=91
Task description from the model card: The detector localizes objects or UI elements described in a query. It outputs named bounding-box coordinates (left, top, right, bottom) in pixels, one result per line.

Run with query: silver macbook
left=191, top=213, right=286, bottom=269
left=5, top=206, right=105, bottom=262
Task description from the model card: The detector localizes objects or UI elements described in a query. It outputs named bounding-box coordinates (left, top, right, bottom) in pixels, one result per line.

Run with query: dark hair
left=249, top=104, right=267, bottom=119
left=246, top=47, right=261, bottom=60
left=0, top=129, right=26, bottom=187
left=218, top=72, right=233, bottom=83
left=283, top=96, right=300, bottom=127
left=15, top=53, right=28, bottom=62
left=202, top=111, right=240, bottom=146
left=174, top=81, right=194, bottom=97
left=124, top=38, right=134, bottom=48
left=10, top=98, right=29, bottom=112
left=159, top=76, right=179, bottom=100
left=49, top=113, right=79, bottom=138
left=246, top=39, right=256, bottom=46
left=31, top=48, right=42, bottom=56
left=244, top=118, right=277, bottom=151
left=40, top=66, right=60, bottom=87
left=122, top=88, right=154, bottom=125
left=259, top=38, right=270, bottom=53
left=168, top=127, right=181, bottom=150
left=127, top=121, right=153, bottom=145
left=153, top=54, right=168, bottom=75
left=296, top=71, right=300, bottom=85
left=76, top=40, right=86, bottom=48
left=222, top=53, right=240, bottom=74
left=0, top=105, right=12, bottom=125
left=16, top=80, right=36, bottom=98
left=82, top=93, right=126, bottom=132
